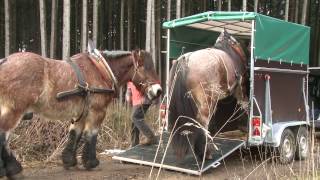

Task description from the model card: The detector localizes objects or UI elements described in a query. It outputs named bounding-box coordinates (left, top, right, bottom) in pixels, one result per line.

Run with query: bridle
left=131, top=50, right=157, bottom=94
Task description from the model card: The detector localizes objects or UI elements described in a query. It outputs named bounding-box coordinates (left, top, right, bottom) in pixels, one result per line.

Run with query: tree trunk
left=167, top=0, right=171, bottom=20
left=295, top=0, right=299, bottom=23
left=285, top=0, right=289, bottom=21
left=127, top=0, right=132, bottom=50
left=145, top=0, right=152, bottom=51
left=63, top=0, right=70, bottom=60
left=50, top=0, right=58, bottom=58
left=243, top=0, right=247, bottom=11
left=108, top=1, right=113, bottom=49
left=120, top=0, right=124, bottom=50
left=301, top=0, right=307, bottom=25
left=181, top=0, right=185, bottom=17
left=81, top=0, right=87, bottom=52
left=228, top=0, right=231, bottom=11
left=176, top=0, right=181, bottom=19
left=254, top=0, right=258, bottom=12
left=93, top=0, right=98, bottom=47
left=4, top=0, right=10, bottom=56
left=218, top=0, right=222, bottom=11
left=155, top=0, right=161, bottom=79
left=39, top=0, right=47, bottom=57
left=151, top=0, right=155, bottom=64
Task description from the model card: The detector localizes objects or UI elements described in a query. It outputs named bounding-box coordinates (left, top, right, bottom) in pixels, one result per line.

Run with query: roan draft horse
left=168, top=30, right=248, bottom=160
left=0, top=49, right=162, bottom=178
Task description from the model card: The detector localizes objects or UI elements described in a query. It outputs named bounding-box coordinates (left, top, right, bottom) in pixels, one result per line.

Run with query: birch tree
left=81, top=0, right=87, bottom=52
left=228, top=0, right=231, bottom=11
left=301, top=0, right=308, bottom=25
left=218, top=0, right=222, bottom=11
left=4, top=0, right=10, bottom=56
left=243, top=0, right=247, bottom=11
left=120, top=0, right=124, bottom=50
left=39, top=0, right=47, bottom=57
left=62, top=0, right=70, bottom=60
left=167, top=0, right=171, bottom=20
left=254, top=0, right=258, bottom=12
left=176, top=0, right=181, bottom=19
left=145, top=0, right=152, bottom=52
left=50, top=0, right=57, bottom=58
left=285, top=0, right=289, bottom=21
left=93, top=0, right=98, bottom=47
left=127, top=0, right=132, bottom=50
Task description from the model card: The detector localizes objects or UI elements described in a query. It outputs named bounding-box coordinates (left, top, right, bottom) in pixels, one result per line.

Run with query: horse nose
left=148, top=84, right=162, bottom=99
left=156, top=89, right=162, bottom=97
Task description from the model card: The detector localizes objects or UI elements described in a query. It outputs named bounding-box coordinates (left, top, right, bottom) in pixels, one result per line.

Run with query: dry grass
left=8, top=100, right=160, bottom=164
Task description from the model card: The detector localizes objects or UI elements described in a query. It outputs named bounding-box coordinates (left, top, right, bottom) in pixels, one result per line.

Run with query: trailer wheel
left=295, top=126, right=309, bottom=160
left=278, top=128, right=296, bottom=164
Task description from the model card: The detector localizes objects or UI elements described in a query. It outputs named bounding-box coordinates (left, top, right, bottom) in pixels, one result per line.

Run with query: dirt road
left=20, top=148, right=315, bottom=180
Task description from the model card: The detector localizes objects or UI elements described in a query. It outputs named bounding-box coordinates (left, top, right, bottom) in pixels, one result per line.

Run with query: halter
left=131, top=50, right=157, bottom=93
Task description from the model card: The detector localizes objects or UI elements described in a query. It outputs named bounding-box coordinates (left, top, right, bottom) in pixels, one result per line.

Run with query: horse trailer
left=113, top=11, right=311, bottom=175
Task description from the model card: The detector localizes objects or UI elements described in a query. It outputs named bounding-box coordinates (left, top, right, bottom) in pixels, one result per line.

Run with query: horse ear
left=135, top=50, right=144, bottom=67
left=87, top=39, right=95, bottom=53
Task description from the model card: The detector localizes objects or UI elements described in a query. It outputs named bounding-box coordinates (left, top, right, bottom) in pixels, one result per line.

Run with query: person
left=126, top=81, right=159, bottom=147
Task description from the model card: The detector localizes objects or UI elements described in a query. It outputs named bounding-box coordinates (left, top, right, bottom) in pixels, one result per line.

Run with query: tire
left=278, top=128, right=296, bottom=164
left=295, top=126, right=309, bottom=160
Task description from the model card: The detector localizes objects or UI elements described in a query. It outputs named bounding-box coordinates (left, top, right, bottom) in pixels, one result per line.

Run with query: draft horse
left=168, top=30, right=248, bottom=160
left=0, top=49, right=162, bottom=177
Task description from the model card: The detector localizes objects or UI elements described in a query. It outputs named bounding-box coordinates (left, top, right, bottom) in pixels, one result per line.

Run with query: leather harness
left=56, top=54, right=115, bottom=123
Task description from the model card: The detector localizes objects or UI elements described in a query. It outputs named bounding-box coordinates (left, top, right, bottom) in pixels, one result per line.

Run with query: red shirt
left=127, top=82, right=145, bottom=106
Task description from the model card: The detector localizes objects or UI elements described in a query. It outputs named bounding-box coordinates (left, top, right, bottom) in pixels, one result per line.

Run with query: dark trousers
left=131, top=104, right=155, bottom=146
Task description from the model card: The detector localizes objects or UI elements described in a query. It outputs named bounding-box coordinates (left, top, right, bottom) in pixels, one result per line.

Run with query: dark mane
left=101, top=50, right=131, bottom=59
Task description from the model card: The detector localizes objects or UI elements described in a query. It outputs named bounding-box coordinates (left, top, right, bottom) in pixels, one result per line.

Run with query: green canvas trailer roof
left=163, top=11, right=310, bottom=65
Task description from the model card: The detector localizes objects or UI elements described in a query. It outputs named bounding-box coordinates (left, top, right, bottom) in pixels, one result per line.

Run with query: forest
left=0, top=0, right=319, bottom=84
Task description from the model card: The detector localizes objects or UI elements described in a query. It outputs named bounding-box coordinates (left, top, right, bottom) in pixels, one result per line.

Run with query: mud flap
left=111, top=132, right=244, bottom=175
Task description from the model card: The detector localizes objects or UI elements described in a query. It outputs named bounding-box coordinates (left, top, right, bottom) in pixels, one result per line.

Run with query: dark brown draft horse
left=0, top=49, right=161, bottom=177
left=168, top=30, right=248, bottom=160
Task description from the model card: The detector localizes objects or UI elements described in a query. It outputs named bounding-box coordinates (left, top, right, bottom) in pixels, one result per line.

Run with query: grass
left=8, top=100, right=160, bottom=163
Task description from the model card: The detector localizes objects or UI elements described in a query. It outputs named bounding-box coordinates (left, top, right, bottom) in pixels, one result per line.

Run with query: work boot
left=140, top=136, right=159, bottom=146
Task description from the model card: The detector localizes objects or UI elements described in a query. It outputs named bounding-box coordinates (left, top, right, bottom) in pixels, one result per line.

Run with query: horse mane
left=168, top=54, right=200, bottom=159
left=101, top=50, right=131, bottom=59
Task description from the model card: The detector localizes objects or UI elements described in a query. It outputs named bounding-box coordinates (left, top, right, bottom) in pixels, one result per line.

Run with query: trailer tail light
left=252, top=116, right=262, bottom=137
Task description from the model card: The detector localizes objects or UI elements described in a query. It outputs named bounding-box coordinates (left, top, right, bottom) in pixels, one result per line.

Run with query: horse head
left=215, top=29, right=248, bottom=64
left=130, top=49, right=162, bottom=100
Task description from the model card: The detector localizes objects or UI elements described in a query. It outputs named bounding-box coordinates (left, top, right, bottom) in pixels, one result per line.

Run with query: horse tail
left=168, top=54, right=201, bottom=160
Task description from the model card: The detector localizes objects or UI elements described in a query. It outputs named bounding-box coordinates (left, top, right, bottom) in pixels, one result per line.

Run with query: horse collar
left=90, top=49, right=119, bottom=92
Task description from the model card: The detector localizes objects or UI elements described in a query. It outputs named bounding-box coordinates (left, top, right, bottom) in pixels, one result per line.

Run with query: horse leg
left=0, top=131, right=6, bottom=177
left=61, top=121, right=84, bottom=169
left=81, top=111, right=105, bottom=170
left=2, top=135, right=23, bottom=178
left=194, top=95, right=218, bottom=160
left=0, top=107, right=24, bottom=177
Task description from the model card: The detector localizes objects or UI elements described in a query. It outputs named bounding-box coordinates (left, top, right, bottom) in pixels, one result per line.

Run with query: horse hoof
left=5, top=160, right=23, bottom=178
left=62, top=158, right=77, bottom=169
left=7, top=172, right=24, bottom=180
left=83, top=159, right=99, bottom=170
left=0, top=168, right=6, bottom=178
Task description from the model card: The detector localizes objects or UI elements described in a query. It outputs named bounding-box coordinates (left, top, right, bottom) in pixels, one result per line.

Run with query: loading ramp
left=112, top=132, right=245, bottom=175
